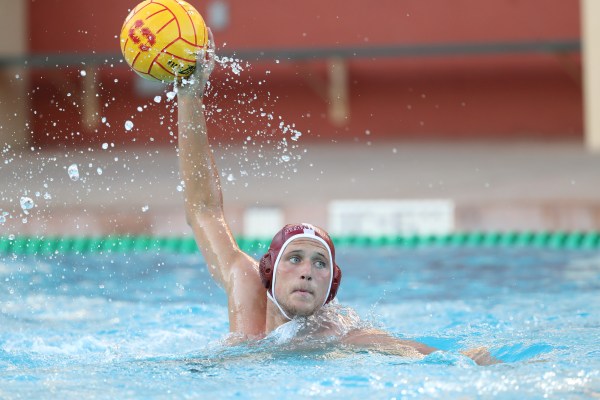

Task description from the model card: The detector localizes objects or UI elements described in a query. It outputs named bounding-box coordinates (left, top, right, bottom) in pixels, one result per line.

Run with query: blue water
left=1, top=247, right=599, bottom=399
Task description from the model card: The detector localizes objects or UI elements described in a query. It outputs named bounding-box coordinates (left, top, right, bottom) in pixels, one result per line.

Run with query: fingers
left=207, top=27, right=215, bottom=51
left=204, top=27, right=216, bottom=73
left=196, top=48, right=206, bottom=64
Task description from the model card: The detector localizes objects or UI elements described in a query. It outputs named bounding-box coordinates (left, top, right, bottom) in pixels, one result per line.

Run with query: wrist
left=177, top=89, right=204, bottom=103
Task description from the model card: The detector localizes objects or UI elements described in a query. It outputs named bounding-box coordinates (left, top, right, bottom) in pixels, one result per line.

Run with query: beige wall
left=0, top=0, right=28, bottom=149
left=582, top=0, right=600, bottom=152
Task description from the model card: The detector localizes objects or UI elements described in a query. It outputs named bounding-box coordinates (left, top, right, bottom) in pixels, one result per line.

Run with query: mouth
left=292, top=288, right=314, bottom=296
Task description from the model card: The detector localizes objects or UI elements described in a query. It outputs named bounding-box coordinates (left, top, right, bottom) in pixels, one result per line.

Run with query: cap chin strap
left=268, top=231, right=334, bottom=321
left=267, top=290, right=293, bottom=320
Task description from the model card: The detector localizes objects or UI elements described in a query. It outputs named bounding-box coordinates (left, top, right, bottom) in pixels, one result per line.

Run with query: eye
left=314, top=260, right=327, bottom=269
left=289, top=255, right=301, bottom=264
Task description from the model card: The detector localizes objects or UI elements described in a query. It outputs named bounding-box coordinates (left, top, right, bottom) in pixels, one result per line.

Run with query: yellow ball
left=120, top=0, right=208, bottom=82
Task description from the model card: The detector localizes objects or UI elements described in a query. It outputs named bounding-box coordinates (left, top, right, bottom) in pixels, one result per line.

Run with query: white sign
left=328, top=200, right=454, bottom=236
left=243, top=207, right=284, bottom=238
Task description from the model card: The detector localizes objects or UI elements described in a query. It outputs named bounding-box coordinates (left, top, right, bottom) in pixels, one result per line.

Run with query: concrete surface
left=1, top=140, right=600, bottom=236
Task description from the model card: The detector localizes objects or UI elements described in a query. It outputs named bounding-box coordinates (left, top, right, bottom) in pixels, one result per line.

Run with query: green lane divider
left=0, top=232, right=599, bottom=256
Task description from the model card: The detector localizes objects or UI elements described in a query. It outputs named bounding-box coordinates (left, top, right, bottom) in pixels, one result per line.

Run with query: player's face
left=274, top=238, right=332, bottom=318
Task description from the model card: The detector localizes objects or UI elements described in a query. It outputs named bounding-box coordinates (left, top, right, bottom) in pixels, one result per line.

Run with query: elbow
left=184, top=201, right=224, bottom=226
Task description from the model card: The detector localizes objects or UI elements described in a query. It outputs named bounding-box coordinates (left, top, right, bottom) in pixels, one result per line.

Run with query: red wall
left=27, top=0, right=582, bottom=147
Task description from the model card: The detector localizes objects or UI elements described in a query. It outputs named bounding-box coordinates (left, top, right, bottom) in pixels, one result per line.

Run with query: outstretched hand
left=461, top=347, right=502, bottom=366
left=178, top=27, right=216, bottom=98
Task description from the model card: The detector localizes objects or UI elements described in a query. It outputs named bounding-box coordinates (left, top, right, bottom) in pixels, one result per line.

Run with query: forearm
left=342, top=329, right=437, bottom=358
left=177, top=93, right=224, bottom=215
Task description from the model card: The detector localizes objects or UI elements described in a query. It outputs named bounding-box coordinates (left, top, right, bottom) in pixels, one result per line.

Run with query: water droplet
left=124, top=120, right=134, bottom=131
left=166, top=91, right=176, bottom=101
left=96, top=167, right=103, bottom=175
left=281, top=155, right=291, bottom=162
left=137, top=106, right=143, bottom=112
left=68, top=164, right=80, bottom=181
left=102, top=143, right=109, bottom=150
left=80, top=70, right=87, bottom=77
left=227, top=173, right=235, bottom=182
left=176, top=185, right=183, bottom=192
left=20, top=197, right=34, bottom=211
left=141, top=205, right=149, bottom=212
left=153, top=96, right=162, bottom=103
left=8, top=234, right=15, bottom=240
left=43, top=193, right=52, bottom=200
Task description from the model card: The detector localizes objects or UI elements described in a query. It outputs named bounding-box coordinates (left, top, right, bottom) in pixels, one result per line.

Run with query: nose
left=298, top=260, right=312, bottom=281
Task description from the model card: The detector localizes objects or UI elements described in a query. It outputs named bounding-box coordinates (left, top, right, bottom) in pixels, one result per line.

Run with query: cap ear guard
left=259, top=250, right=274, bottom=292
left=327, top=264, right=342, bottom=303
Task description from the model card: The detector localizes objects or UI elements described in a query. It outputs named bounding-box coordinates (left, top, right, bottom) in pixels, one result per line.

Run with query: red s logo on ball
left=128, top=20, right=156, bottom=52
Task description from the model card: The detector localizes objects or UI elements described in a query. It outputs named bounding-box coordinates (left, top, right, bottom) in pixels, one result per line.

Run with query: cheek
left=317, top=268, right=331, bottom=280
left=315, top=270, right=331, bottom=288
left=273, top=271, right=290, bottom=295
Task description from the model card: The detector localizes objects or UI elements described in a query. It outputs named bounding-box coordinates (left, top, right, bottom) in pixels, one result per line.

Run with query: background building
left=1, top=0, right=599, bottom=236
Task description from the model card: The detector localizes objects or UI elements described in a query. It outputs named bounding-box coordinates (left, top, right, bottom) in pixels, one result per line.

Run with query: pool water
left=0, top=247, right=598, bottom=398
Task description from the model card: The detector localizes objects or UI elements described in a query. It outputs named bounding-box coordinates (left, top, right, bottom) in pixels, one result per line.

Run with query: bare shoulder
left=226, top=250, right=267, bottom=336
left=187, top=211, right=266, bottom=333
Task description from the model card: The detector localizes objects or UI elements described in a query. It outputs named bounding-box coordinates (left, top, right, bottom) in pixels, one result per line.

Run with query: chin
left=293, top=308, right=316, bottom=317
left=285, top=301, right=320, bottom=318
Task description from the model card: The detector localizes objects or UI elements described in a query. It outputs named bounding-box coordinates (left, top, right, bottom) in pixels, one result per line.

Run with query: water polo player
left=175, top=29, right=497, bottom=365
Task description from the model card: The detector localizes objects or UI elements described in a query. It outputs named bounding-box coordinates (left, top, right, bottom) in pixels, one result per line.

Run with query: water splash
left=265, top=303, right=367, bottom=346
left=20, top=197, right=34, bottom=213
left=68, top=164, right=80, bottom=181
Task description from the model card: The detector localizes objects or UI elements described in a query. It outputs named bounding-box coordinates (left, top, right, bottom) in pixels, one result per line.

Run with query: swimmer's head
left=259, top=223, right=342, bottom=320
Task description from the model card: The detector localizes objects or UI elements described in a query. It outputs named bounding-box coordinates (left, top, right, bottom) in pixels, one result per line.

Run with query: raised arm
left=176, top=30, right=266, bottom=336
left=176, top=34, right=243, bottom=287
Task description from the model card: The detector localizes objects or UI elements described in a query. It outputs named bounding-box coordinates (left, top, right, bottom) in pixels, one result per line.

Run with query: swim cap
left=259, top=223, right=342, bottom=319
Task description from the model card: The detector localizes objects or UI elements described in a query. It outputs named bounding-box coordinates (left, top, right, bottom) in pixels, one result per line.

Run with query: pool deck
left=2, top=139, right=600, bottom=236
